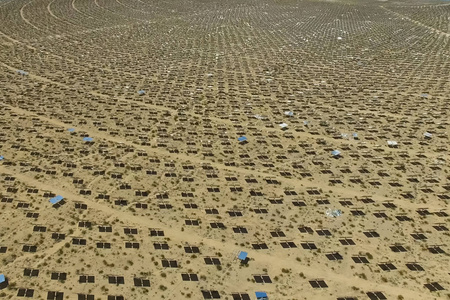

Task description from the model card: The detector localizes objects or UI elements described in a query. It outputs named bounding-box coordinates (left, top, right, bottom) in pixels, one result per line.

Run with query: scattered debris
left=17, top=70, right=28, bottom=76
left=279, top=123, right=288, bottom=130
left=331, top=150, right=341, bottom=157
left=326, top=209, right=343, bottom=217
left=387, top=140, right=398, bottom=147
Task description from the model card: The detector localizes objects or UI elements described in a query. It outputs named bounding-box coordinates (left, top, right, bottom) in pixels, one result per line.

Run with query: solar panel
left=51, top=233, right=65, bottom=240
left=301, top=242, right=317, bottom=250
left=252, top=243, right=268, bottom=250
left=253, top=275, right=272, bottom=283
left=24, top=268, right=39, bottom=277
left=270, top=231, right=286, bottom=237
left=373, top=212, right=388, bottom=218
left=350, top=210, right=365, bottom=216
left=363, top=231, right=380, bottom=238
left=406, top=263, right=424, bottom=271
left=185, top=219, right=200, bottom=226
left=378, top=263, right=396, bottom=271
left=233, top=227, right=248, bottom=233
left=280, top=241, right=297, bottom=248
left=428, top=246, right=445, bottom=254
left=73, top=238, right=87, bottom=245
left=181, top=273, right=198, bottom=281
left=433, top=225, right=449, bottom=231
left=326, top=252, right=343, bottom=261
left=51, top=272, right=67, bottom=280
left=210, top=222, right=225, bottom=229
left=292, top=201, right=307, bottom=207
left=150, top=229, right=164, bottom=236
left=434, top=211, right=448, bottom=217
left=309, top=280, right=328, bottom=288
left=162, top=259, right=178, bottom=268
left=382, top=202, right=396, bottom=209
left=99, top=226, right=112, bottom=233
left=339, top=238, right=356, bottom=246
left=201, top=290, right=221, bottom=299
left=181, top=274, right=190, bottom=281
left=124, top=228, right=138, bottom=234
left=204, top=257, right=221, bottom=265
left=125, top=242, right=139, bottom=249
left=396, top=215, right=412, bottom=221
left=366, top=292, right=387, bottom=300
left=134, top=278, right=150, bottom=287
left=47, top=291, right=64, bottom=300
left=78, top=294, right=95, bottom=300
left=22, top=245, right=37, bottom=252
left=390, top=245, right=407, bottom=252
left=33, top=225, right=46, bottom=232
left=154, top=242, right=169, bottom=250
left=79, top=275, right=95, bottom=283
left=316, top=229, right=331, bottom=236
left=424, top=282, right=444, bottom=292
left=352, top=256, right=369, bottom=263
left=411, top=233, right=427, bottom=240
left=232, top=293, right=251, bottom=300
left=107, top=296, right=124, bottom=300
left=298, top=227, right=313, bottom=234
left=184, top=246, right=200, bottom=253
left=17, top=288, right=34, bottom=297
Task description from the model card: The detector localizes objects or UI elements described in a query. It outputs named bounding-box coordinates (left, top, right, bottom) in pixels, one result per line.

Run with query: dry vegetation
left=0, top=0, right=449, bottom=299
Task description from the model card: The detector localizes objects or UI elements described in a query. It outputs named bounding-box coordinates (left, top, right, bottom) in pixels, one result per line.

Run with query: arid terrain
left=0, top=0, right=449, bottom=299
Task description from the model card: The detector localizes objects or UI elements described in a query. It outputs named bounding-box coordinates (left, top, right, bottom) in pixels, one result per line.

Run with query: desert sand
left=0, top=0, right=449, bottom=299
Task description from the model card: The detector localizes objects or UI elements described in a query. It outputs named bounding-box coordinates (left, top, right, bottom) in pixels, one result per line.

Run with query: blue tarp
left=238, top=251, right=248, bottom=260
left=50, top=195, right=63, bottom=205
left=238, top=136, right=247, bottom=142
left=68, top=128, right=75, bottom=132
left=0, top=274, right=5, bottom=283
left=83, top=137, right=94, bottom=142
left=352, top=133, right=358, bottom=138
left=331, top=150, right=341, bottom=156
left=0, top=156, right=4, bottom=160
left=255, top=292, right=268, bottom=299
left=138, top=90, right=146, bottom=95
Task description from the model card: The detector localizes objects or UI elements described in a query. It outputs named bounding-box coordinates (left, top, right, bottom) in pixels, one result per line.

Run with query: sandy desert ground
left=0, top=0, right=449, bottom=299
